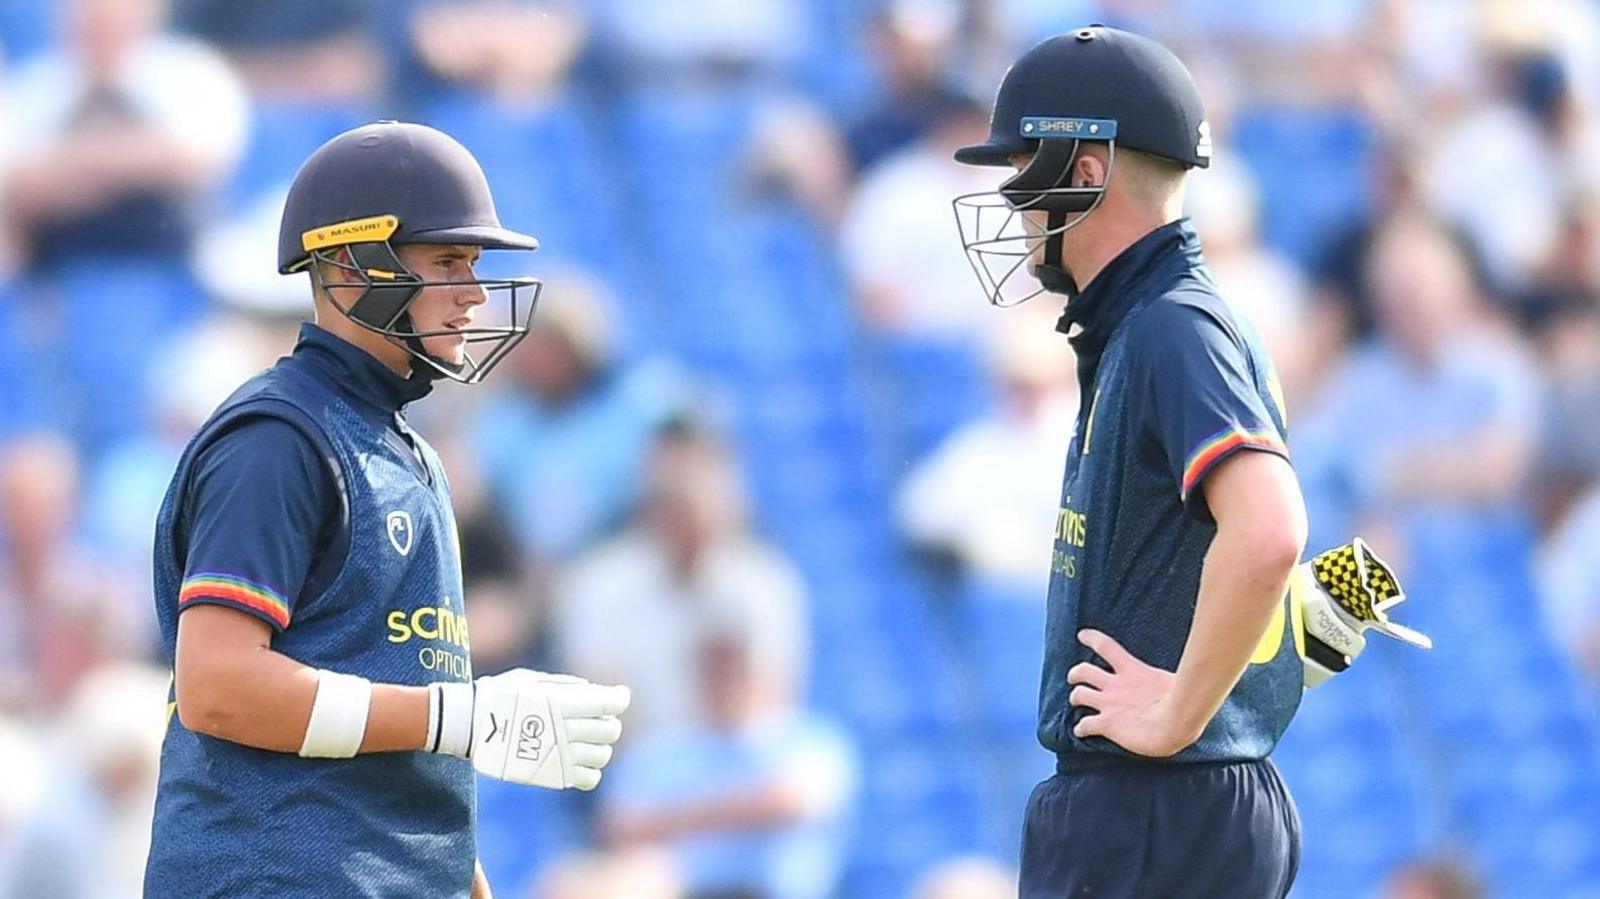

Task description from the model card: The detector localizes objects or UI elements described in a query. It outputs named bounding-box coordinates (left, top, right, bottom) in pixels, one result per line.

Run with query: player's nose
left=457, top=280, right=489, bottom=308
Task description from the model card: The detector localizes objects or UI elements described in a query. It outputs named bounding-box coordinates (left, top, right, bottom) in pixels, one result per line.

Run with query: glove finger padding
left=554, top=683, right=632, bottom=719
left=565, top=715, right=623, bottom=745
left=566, top=741, right=614, bottom=769
left=569, top=766, right=603, bottom=792
left=1295, top=537, right=1432, bottom=688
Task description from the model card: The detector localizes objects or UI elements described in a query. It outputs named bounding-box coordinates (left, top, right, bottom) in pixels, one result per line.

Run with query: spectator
left=600, top=625, right=857, bottom=899
left=896, top=309, right=1076, bottom=589
left=1309, top=137, right=1485, bottom=345
left=535, top=850, right=682, bottom=899
left=1384, top=857, right=1484, bottom=899
left=1420, top=18, right=1570, bottom=293
left=1523, top=192, right=1600, bottom=524
left=428, top=431, right=542, bottom=675
left=0, top=0, right=248, bottom=273
left=1536, top=480, right=1600, bottom=681
left=173, top=0, right=376, bottom=102
left=82, top=315, right=282, bottom=579
left=589, top=0, right=807, bottom=84
left=0, top=435, right=140, bottom=714
left=191, top=181, right=312, bottom=317
left=0, top=716, right=48, bottom=894
left=1294, top=211, right=1539, bottom=545
left=911, top=857, right=1017, bottom=899
left=1531, top=297, right=1600, bottom=517
left=0, top=664, right=169, bottom=898
left=389, top=0, right=587, bottom=106
left=470, top=270, right=687, bottom=562
left=740, top=97, right=854, bottom=225
left=1186, top=152, right=1313, bottom=403
left=839, top=94, right=998, bottom=339
left=555, top=422, right=807, bottom=739
left=843, top=0, right=969, bottom=174
left=1178, top=0, right=1373, bottom=106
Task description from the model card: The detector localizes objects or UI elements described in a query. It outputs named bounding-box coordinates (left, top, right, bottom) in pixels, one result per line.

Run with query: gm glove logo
left=386, top=510, right=413, bottom=556
left=515, top=715, right=546, bottom=762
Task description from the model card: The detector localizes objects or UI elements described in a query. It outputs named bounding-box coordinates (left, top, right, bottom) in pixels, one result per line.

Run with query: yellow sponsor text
left=387, top=601, right=471, bottom=651
left=1055, top=507, right=1089, bottom=548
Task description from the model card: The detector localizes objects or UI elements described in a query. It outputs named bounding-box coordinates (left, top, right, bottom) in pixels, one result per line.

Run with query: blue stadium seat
left=226, top=102, right=376, bottom=207
left=860, top=336, right=989, bottom=465
left=475, top=776, right=586, bottom=896
left=0, top=0, right=54, bottom=62
left=419, top=94, right=617, bottom=269
left=1231, top=107, right=1376, bottom=265
left=42, top=263, right=207, bottom=455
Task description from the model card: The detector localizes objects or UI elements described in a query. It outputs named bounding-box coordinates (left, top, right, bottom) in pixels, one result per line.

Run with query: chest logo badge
left=386, top=510, right=414, bottom=556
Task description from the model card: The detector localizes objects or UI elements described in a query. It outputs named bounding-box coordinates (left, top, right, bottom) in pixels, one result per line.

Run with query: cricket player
left=143, top=122, right=630, bottom=898
left=953, top=27, right=1428, bottom=897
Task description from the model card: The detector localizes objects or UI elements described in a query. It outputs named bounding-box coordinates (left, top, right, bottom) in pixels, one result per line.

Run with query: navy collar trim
left=1058, top=218, right=1203, bottom=350
left=292, top=323, right=433, bottom=415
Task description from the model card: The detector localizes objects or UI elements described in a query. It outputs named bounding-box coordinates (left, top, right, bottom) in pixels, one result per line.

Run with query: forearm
left=5, top=130, right=214, bottom=227
left=176, top=642, right=429, bottom=754
left=609, top=783, right=812, bottom=843
left=1389, top=432, right=1528, bottom=503
left=471, top=860, right=492, bottom=899
left=1166, top=525, right=1299, bottom=740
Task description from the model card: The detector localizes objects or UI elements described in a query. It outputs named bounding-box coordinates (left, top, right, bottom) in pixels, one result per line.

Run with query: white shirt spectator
left=1423, top=103, right=1560, bottom=290
left=556, top=531, right=808, bottom=738
left=898, top=392, right=1076, bottom=587
left=1537, top=483, right=1600, bottom=676
left=602, top=711, right=857, bottom=899
left=4, top=33, right=247, bottom=173
left=840, top=137, right=1001, bottom=339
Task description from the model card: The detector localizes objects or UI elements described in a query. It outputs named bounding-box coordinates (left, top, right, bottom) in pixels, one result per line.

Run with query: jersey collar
left=293, top=323, right=435, bottom=415
left=1057, top=218, right=1202, bottom=350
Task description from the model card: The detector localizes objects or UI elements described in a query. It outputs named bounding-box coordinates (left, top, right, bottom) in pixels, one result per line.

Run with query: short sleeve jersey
left=1039, top=220, right=1303, bottom=767
left=144, top=324, right=479, bottom=898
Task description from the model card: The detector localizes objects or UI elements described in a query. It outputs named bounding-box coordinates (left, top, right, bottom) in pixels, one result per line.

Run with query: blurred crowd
left=3, top=0, right=1600, bottom=897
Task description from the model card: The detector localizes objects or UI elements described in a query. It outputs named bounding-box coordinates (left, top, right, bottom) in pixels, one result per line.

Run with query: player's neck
left=1063, top=209, right=1182, bottom=297
left=311, top=306, right=414, bottom=378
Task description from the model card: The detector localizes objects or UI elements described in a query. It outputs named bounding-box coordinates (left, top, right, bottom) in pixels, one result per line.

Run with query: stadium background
left=2, top=0, right=1600, bottom=896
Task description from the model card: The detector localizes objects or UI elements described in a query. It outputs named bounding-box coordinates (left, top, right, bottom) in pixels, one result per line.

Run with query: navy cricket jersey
left=1041, top=220, right=1302, bottom=768
left=145, top=324, right=477, bottom=897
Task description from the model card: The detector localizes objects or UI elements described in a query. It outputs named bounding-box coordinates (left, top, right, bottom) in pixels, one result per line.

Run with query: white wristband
left=299, top=670, right=372, bottom=758
left=429, top=681, right=474, bottom=760
left=425, top=682, right=442, bottom=752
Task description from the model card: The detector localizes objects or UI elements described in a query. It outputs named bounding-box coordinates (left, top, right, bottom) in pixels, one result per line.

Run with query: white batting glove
left=1294, top=537, right=1432, bottom=688
left=428, top=670, right=630, bottom=790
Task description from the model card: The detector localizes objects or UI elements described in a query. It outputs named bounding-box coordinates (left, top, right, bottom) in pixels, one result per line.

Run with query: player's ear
left=1073, top=152, right=1107, bottom=190
left=318, top=247, right=359, bottom=285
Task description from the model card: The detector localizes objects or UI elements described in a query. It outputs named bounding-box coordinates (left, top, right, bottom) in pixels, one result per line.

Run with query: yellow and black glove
left=1292, top=537, right=1433, bottom=687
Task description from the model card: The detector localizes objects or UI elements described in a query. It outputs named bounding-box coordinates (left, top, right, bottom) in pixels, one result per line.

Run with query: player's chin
left=421, top=334, right=468, bottom=366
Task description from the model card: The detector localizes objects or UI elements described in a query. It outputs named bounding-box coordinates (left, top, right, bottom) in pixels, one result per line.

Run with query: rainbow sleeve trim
left=1181, top=426, right=1288, bottom=500
left=179, top=572, right=292, bottom=629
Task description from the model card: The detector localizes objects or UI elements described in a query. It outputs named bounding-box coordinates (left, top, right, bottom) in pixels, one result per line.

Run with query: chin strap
left=1035, top=209, right=1080, bottom=297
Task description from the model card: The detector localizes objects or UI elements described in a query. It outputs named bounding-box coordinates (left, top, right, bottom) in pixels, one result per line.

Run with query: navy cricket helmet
left=952, top=26, right=1211, bottom=306
left=278, top=121, right=541, bottom=384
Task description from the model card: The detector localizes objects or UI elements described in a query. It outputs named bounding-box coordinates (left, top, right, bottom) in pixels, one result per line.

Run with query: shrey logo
left=1196, top=120, right=1214, bottom=158
left=386, top=510, right=413, bottom=556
